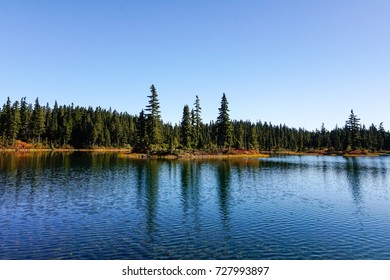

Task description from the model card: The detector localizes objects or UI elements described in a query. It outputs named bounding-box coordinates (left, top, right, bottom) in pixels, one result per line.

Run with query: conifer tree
left=180, top=105, right=192, bottom=149
left=58, top=105, right=73, bottom=146
left=145, top=84, right=162, bottom=146
left=330, top=125, right=342, bottom=150
left=2, top=97, right=13, bottom=145
left=30, top=98, right=46, bottom=143
left=378, top=122, right=385, bottom=150
left=191, top=108, right=195, bottom=144
left=249, top=125, right=259, bottom=150
left=136, top=109, right=148, bottom=150
left=110, top=110, right=123, bottom=147
left=345, top=110, right=361, bottom=150
left=19, top=97, right=30, bottom=141
left=49, top=101, right=59, bottom=146
left=10, top=101, right=20, bottom=145
left=44, top=103, right=52, bottom=145
left=193, top=95, right=203, bottom=147
left=234, top=122, right=244, bottom=149
left=216, top=93, right=233, bottom=148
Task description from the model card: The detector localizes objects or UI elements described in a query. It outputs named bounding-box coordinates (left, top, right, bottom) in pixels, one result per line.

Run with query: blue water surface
left=1, top=152, right=390, bottom=259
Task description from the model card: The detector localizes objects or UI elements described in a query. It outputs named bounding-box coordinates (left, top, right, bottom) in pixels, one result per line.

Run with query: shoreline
left=1, top=148, right=389, bottom=158
left=120, top=152, right=270, bottom=159
left=0, top=148, right=130, bottom=152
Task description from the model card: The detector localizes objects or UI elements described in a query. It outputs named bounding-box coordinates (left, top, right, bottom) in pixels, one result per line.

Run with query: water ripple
left=1, top=153, right=390, bottom=259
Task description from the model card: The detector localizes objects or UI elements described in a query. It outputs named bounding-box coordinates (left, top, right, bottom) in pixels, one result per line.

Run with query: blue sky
left=1, top=0, right=389, bottom=130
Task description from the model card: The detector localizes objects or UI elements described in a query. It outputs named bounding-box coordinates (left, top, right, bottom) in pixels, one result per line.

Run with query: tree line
left=1, top=85, right=390, bottom=152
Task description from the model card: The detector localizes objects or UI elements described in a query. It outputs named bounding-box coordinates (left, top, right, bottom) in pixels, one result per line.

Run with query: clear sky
left=1, top=0, right=389, bottom=130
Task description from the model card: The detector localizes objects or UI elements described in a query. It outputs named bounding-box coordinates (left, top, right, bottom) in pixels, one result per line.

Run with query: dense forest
left=1, top=84, right=390, bottom=153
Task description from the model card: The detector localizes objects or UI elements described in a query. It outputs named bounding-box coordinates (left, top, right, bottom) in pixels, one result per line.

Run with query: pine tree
left=145, top=84, right=162, bottom=146
left=136, top=109, right=148, bottom=150
left=319, top=123, right=331, bottom=149
left=92, top=107, right=104, bottom=146
left=180, top=105, right=192, bottom=149
left=110, top=110, right=123, bottom=147
left=30, top=98, right=46, bottom=143
left=19, top=97, right=30, bottom=141
left=330, top=124, right=342, bottom=150
left=249, top=124, right=259, bottom=150
left=378, top=122, right=385, bottom=150
left=48, top=101, right=59, bottom=147
left=193, top=95, right=203, bottom=148
left=234, top=121, right=245, bottom=149
left=0, top=97, right=20, bottom=146
left=43, top=103, right=52, bottom=145
left=216, top=93, right=233, bottom=149
left=191, top=108, right=195, bottom=145
left=2, top=97, right=12, bottom=145
left=345, top=110, right=361, bottom=150
left=9, top=101, right=21, bottom=146
left=297, top=128, right=305, bottom=151
left=58, top=105, right=72, bottom=146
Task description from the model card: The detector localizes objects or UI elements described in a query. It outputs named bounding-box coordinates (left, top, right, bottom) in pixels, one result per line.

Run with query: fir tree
left=2, top=97, right=13, bottom=145
left=19, top=97, right=30, bottom=141
left=49, top=101, right=59, bottom=146
left=12, top=101, right=21, bottom=144
left=249, top=125, right=259, bottom=150
left=193, top=95, right=203, bottom=147
left=145, top=84, right=162, bottom=146
left=136, top=109, right=148, bottom=150
left=345, top=110, right=361, bottom=150
left=234, top=122, right=244, bottom=149
left=378, top=122, right=385, bottom=150
left=110, top=110, right=123, bottom=147
left=30, top=98, right=46, bottom=143
left=180, top=105, right=192, bottom=149
left=216, top=93, right=233, bottom=149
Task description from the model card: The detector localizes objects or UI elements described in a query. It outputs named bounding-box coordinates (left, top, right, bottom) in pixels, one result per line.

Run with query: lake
left=1, top=152, right=390, bottom=259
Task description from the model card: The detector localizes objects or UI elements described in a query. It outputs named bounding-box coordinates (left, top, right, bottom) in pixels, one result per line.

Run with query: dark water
left=1, top=152, right=390, bottom=260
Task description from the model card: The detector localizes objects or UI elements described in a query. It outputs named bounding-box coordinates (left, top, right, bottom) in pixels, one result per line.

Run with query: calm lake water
left=1, top=152, right=390, bottom=259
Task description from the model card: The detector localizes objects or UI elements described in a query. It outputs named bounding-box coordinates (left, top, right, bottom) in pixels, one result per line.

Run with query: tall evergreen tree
left=136, top=109, right=148, bottom=150
left=191, top=108, right=195, bottom=143
left=1, top=97, right=13, bottom=145
left=44, top=103, right=52, bottom=145
left=92, top=107, right=104, bottom=146
left=145, top=84, right=162, bottom=146
left=378, top=122, right=385, bottom=150
left=234, top=121, right=245, bottom=149
left=216, top=93, right=233, bottom=148
left=180, top=105, right=192, bottom=149
left=19, top=97, right=30, bottom=141
left=58, top=105, right=72, bottom=146
left=48, top=101, right=59, bottom=146
left=330, top=124, right=342, bottom=150
left=9, top=100, right=21, bottom=146
left=345, top=110, right=361, bottom=150
left=30, top=98, right=46, bottom=143
left=249, top=124, right=259, bottom=150
left=319, top=123, right=331, bottom=148
left=193, top=95, right=203, bottom=147
left=297, top=128, right=305, bottom=151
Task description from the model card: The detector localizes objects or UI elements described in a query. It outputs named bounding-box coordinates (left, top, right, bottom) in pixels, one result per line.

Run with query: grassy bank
left=2, top=145, right=389, bottom=158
